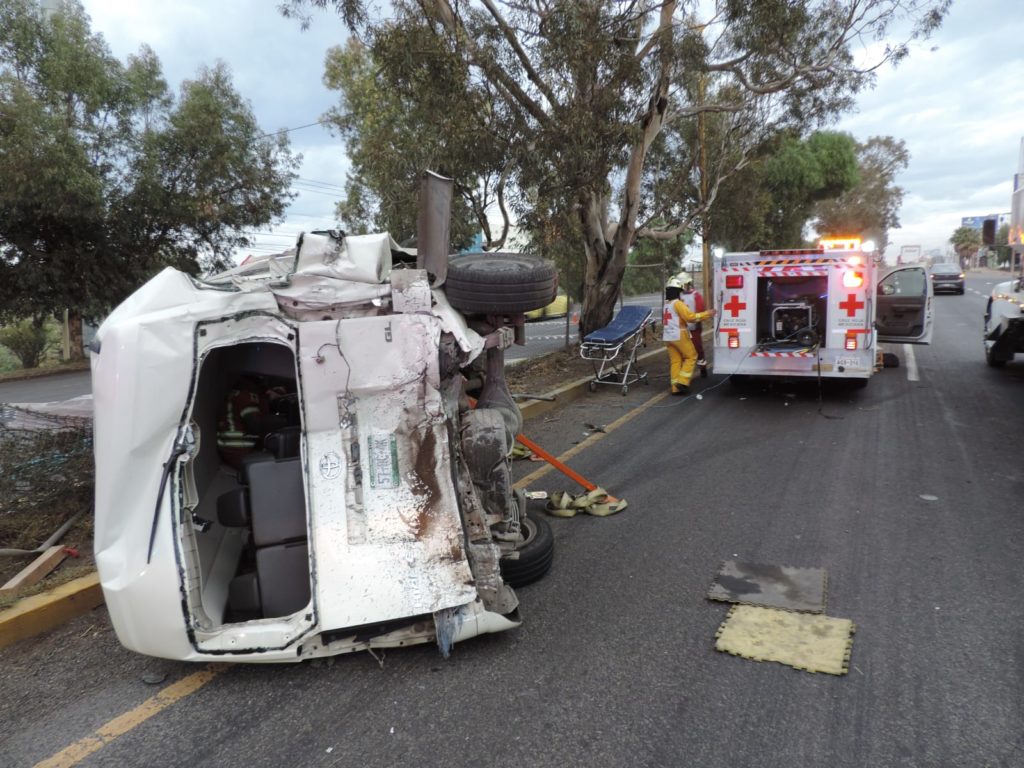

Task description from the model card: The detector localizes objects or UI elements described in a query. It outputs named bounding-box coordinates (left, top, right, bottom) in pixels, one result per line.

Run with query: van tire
left=445, top=253, right=557, bottom=314
left=499, top=514, right=554, bottom=587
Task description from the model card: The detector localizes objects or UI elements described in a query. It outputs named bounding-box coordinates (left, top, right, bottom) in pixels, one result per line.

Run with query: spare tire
left=445, top=252, right=557, bottom=314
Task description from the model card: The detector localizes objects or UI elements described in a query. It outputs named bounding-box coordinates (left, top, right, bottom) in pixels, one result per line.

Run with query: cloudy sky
left=79, top=0, right=1024, bottom=262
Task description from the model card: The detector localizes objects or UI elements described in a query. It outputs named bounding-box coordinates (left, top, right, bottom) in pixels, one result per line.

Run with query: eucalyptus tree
left=323, top=31, right=522, bottom=251
left=288, top=0, right=948, bottom=333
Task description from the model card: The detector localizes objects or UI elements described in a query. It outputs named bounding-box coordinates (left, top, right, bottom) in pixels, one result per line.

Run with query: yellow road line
left=34, top=664, right=227, bottom=768
left=514, top=389, right=670, bottom=490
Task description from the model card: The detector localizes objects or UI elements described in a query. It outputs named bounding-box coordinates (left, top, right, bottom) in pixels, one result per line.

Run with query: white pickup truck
left=984, top=275, right=1024, bottom=367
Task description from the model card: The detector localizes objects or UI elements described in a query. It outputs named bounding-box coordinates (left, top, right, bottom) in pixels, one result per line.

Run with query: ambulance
left=712, top=238, right=933, bottom=386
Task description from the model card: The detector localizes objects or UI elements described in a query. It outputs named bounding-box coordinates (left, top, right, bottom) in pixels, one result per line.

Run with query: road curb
left=0, top=360, right=91, bottom=384
left=0, top=345, right=676, bottom=650
left=517, top=347, right=666, bottom=420
left=0, top=572, right=104, bottom=650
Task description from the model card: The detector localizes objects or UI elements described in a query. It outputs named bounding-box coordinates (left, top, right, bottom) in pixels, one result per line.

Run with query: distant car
left=930, top=263, right=965, bottom=294
left=525, top=289, right=569, bottom=320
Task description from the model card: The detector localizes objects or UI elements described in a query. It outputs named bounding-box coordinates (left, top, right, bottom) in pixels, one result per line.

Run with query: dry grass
left=0, top=410, right=95, bottom=609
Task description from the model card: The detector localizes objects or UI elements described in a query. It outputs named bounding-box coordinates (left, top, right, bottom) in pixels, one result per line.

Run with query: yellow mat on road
left=715, top=605, right=855, bottom=676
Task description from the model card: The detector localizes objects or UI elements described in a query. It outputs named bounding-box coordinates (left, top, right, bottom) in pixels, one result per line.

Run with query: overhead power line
left=258, top=119, right=332, bottom=139
left=296, top=177, right=346, bottom=191
left=292, top=186, right=343, bottom=197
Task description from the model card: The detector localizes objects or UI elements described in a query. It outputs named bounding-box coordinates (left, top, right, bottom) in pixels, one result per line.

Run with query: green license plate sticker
left=367, top=434, right=399, bottom=489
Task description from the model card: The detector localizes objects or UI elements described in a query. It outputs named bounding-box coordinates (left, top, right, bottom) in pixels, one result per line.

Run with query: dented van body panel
left=92, top=230, right=534, bottom=662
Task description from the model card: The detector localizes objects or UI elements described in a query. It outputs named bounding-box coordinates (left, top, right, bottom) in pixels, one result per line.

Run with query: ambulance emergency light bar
left=820, top=237, right=862, bottom=251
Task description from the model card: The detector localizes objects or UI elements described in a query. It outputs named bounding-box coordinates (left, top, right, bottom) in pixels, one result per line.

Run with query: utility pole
left=698, top=74, right=713, bottom=310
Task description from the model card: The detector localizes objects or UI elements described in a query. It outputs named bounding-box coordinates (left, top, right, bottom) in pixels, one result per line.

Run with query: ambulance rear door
left=876, top=264, right=933, bottom=344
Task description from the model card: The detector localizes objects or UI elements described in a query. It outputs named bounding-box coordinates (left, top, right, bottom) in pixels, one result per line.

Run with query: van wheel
left=499, top=514, right=554, bottom=587
left=445, top=253, right=557, bottom=314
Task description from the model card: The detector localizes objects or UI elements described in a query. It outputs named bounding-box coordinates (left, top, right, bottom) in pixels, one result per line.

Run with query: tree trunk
left=67, top=309, right=85, bottom=362
left=577, top=189, right=626, bottom=337
left=578, top=0, right=676, bottom=337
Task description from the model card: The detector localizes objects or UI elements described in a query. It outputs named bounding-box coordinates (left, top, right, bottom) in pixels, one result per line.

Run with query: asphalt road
left=0, top=369, right=93, bottom=404
left=3, top=274, right=1024, bottom=767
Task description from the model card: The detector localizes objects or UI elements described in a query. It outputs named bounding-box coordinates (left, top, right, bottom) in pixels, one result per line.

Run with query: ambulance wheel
left=499, top=514, right=554, bottom=587
left=985, top=345, right=1007, bottom=368
left=445, top=253, right=557, bottom=314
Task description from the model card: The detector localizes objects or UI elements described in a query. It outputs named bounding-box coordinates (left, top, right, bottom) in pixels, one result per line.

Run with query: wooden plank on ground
left=1, top=546, right=68, bottom=592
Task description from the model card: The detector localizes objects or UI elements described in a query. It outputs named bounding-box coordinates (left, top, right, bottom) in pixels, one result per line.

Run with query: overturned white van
left=91, top=174, right=557, bottom=662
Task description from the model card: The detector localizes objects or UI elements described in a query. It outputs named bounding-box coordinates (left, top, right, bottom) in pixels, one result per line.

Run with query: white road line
left=903, top=343, right=919, bottom=382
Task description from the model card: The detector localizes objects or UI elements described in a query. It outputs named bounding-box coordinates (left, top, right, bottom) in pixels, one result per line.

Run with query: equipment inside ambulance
left=713, top=238, right=932, bottom=386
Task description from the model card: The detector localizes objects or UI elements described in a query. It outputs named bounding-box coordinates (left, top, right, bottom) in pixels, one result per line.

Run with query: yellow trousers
left=665, top=337, right=698, bottom=391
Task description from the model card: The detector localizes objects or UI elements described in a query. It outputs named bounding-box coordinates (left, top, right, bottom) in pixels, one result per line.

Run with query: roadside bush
left=0, top=344, right=18, bottom=374
left=0, top=320, right=52, bottom=369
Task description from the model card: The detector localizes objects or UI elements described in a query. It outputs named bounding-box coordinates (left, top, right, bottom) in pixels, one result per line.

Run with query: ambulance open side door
left=875, top=265, right=934, bottom=344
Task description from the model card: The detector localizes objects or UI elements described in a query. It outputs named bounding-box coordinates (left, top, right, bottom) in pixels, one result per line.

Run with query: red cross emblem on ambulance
left=839, top=293, right=865, bottom=317
left=723, top=295, right=747, bottom=317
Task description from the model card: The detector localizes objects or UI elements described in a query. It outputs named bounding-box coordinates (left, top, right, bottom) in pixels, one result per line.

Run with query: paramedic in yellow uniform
left=663, top=276, right=715, bottom=394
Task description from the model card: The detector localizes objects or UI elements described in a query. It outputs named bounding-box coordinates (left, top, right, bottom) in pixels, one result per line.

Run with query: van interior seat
left=217, top=455, right=310, bottom=619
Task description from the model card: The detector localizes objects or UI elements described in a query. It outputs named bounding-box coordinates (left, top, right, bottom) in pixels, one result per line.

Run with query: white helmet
left=670, top=274, right=693, bottom=290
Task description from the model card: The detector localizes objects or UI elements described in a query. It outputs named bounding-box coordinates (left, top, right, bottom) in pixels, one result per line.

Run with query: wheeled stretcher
left=579, top=305, right=654, bottom=395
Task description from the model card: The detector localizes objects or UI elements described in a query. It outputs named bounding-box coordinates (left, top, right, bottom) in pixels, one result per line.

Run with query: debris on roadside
left=0, top=545, right=73, bottom=593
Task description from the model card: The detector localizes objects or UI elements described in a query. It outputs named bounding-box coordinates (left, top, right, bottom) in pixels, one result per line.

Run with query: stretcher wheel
left=588, top=381, right=597, bottom=392
left=621, top=385, right=628, bottom=395
left=445, top=252, right=557, bottom=314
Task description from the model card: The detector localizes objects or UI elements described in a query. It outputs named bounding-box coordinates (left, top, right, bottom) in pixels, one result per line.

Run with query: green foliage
left=814, top=136, right=909, bottom=253
left=760, top=132, right=859, bottom=246
left=0, top=0, right=298, bottom=323
left=621, top=231, right=692, bottom=296
left=0, top=344, right=18, bottom=374
left=322, top=31, right=514, bottom=249
left=949, top=226, right=982, bottom=256
left=0, top=319, right=51, bottom=369
left=707, top=131, right=858, bottom=250
left=997, top=222, right=1010, bottom=246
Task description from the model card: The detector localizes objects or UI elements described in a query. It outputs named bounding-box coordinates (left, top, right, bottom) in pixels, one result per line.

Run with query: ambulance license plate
left=835, top=357, right=860, bottom=369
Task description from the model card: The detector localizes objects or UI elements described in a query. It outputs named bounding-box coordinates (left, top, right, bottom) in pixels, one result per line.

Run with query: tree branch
left=417, top=0, right=553, bottom=127
left=479, top=0, right=561, bottom=110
